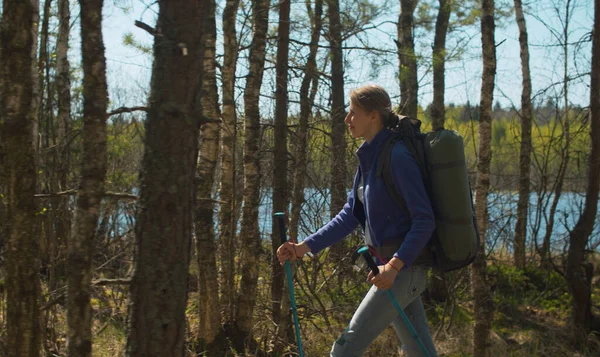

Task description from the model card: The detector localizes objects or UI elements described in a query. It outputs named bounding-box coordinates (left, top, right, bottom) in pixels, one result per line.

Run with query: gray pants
left=330, top=265, right=439, bottom=357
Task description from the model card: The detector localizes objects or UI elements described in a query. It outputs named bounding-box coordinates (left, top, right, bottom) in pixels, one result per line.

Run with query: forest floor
left=90, top=256, right=600, bottom=356
left=1, top=255, right=598, bottom=356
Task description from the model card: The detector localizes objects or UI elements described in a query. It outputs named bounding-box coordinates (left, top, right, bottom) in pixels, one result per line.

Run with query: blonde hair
left=349, top=84, right=400, bottom=128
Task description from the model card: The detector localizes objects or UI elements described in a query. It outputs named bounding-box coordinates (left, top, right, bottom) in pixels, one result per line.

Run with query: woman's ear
left=370, top=110, right=379, bottom=122
left=371, top=110, right=383, bottom=126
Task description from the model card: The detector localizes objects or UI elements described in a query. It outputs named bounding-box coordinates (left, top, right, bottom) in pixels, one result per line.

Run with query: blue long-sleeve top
left=303, top=128, right=435, bottom=268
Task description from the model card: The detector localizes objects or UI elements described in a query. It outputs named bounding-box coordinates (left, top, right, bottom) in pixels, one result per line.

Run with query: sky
left=68, top=0, right=595, bottom=115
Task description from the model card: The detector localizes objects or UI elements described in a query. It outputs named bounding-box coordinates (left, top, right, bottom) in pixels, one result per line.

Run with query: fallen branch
left=91, top=278, right=131, bottom=286
left=35, top=191, right=227, bottom=204
left=34, top=190, right=138, bottom=200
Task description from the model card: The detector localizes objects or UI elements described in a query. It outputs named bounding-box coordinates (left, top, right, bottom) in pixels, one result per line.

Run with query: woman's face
left=345, top=102, right=376, bottom=139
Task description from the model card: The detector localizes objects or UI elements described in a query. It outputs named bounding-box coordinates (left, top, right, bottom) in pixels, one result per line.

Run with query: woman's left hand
left=367, top=264, right=398, bottom=290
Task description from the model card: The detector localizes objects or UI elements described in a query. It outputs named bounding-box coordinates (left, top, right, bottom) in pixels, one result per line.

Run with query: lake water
left=255, top=189, right=600, bottom=253
left=110, top=188, right=599, bottom=253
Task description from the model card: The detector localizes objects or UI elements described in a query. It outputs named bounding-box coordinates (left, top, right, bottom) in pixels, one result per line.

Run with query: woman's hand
left=367, top=258, right=404, bottom=290
left=276, top=241, right=311, bottom=265
left=367, top=264, right=397, bottom=290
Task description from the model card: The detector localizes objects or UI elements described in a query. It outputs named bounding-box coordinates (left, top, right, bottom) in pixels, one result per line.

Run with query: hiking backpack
left=376, top=116, right=480, bottom=272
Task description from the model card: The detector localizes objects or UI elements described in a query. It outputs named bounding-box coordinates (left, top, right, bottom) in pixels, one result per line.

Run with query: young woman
left=276, top=84, right=439, bottom=356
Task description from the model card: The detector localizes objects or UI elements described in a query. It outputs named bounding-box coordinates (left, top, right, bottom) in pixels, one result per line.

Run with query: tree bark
left=218, top=0, right=240, bottom=327
left=427, top=0, right=452, bottom=302
left=67, top=1, right=109, bottom=356
left=31, top=0, right=41, bottom=152
left=397, top=0, right=419, bottom=118
left=430, top=0, right=450, bottom=131
left=56, top=0, right=71, bottom=147
left=1, top=0, right=41, bottom=355
left=566, top=0, right=600, bottom=346
left=326, top=0, right=347, bottom=258
left=472, top=0, right=496, bottom=356
left=36, top=0, right=51, bottom=154
left=126, top=1, right=205, bottom=356
left=235, top=0, right=269, bottom=344
left=195, top=0, right=222, bottom=350
left=54, top=0, right=72, bottom=280
left=513, top=0, right=533, bottom=270
left=271, top=0, right=290, bottom=348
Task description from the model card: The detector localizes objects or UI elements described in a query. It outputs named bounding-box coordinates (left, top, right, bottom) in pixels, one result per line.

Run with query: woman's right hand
left=276, top=241, right=311, bottom=265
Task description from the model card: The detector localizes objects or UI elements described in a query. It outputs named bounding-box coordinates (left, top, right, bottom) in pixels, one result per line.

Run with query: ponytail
left=386, top=111, right=402, bottom=131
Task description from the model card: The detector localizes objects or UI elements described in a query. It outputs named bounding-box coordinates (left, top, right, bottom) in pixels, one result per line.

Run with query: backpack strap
left=376, top=115, right=427, bottom=217
left=377, top=117, right=437, bottom=268
left=398, top=117, right=429, bottom=182
left=376, top=135, right=409, bottom=216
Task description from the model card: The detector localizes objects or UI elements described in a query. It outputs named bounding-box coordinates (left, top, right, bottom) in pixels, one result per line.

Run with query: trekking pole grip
left=274, top=212, right=287, bottom=243
left=357, top=246, right=379, bottom=276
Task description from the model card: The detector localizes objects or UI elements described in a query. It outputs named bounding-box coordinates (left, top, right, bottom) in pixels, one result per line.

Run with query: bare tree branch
left=108, top=106, right=148, bottom=117
left=135, top=20, right=158, bottom=36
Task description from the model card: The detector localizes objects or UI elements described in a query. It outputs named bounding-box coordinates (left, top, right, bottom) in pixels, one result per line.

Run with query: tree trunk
left=566, top=0, right=600, bottom=346
left=540, top=142, right=569, bottom=265
left=56, top=0, right=72, bottom=178
left=126, top=1, right=205, bottom=356
left=34, top=0, right=50, bottom=285
left=31, top=0, right=40, bottom=152
left=397, top=0, right=419, bottom=118
left=54, top=0, right=72, bottom=271
left=36, top=0, right=51, bottom=155
left=1, top=0, right=41, bottom=355
left=430, top=0, right=450, bottom=131
left=327, top=0, right=347, bottom=258
left=67, top=1, right=109, bottom=356
left=427, top=0, right=452, bottom=302
left=235, top=0, right=269, bottom=344
left=56, top=0, right=71, bottom=148
left=29, top=5, right=45, bottom=351
left=218, top=0, right=240, bottom=328
left=271, top=0, right=290, bottom=349
left=472, top=0, right=496, bottom=356
left=42, top=1, right=71, bottom=352
left=195, top=0, right=222, bottom=350
left=513, top=0, right=533, bottom=270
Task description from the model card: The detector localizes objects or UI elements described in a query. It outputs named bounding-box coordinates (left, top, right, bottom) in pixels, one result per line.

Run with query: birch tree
left=471, top=0, right=496, bottom=355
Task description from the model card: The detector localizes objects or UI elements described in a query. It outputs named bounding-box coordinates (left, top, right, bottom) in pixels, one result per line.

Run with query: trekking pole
left=274, top=212, right=304, bottom=357
left=356, top=246, right=432, bottom=357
